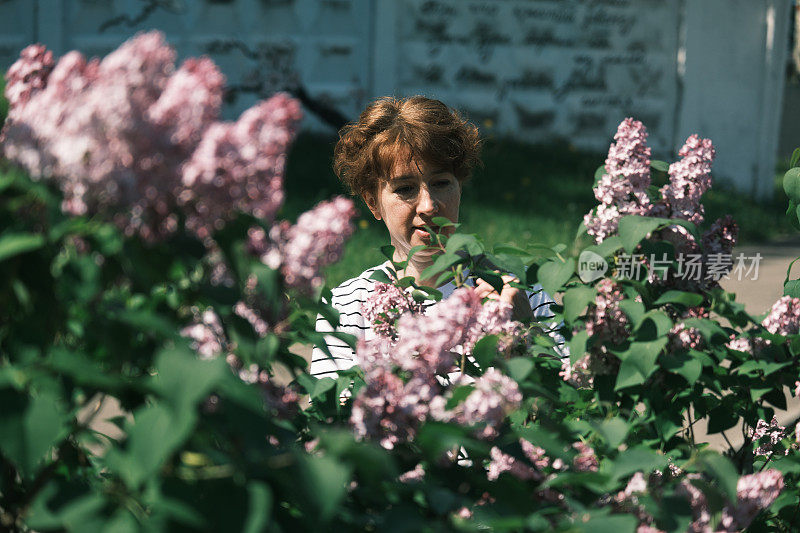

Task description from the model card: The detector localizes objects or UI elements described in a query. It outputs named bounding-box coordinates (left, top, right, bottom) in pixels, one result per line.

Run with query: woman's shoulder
left=329, top=261, right=392, bottom=303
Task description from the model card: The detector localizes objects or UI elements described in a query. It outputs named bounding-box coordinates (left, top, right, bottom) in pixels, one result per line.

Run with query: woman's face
left=364, top=154, right=461, bottom=260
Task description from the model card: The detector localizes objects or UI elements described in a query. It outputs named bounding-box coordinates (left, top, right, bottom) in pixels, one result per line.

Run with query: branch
left=98, top=0, right=182, bottom=33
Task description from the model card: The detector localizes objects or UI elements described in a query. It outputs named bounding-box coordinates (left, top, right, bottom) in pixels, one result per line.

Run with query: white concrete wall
left=0, top=0, right=791, bottom=197
left=678, top=0, right=791, bottom=198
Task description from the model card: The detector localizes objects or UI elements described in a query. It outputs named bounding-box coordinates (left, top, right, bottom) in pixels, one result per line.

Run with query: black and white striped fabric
left=311, top=261, right=567, bottom=379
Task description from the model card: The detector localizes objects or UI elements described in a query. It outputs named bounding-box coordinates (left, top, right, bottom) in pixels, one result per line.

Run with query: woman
left=311, top=96, right=562, bottom=378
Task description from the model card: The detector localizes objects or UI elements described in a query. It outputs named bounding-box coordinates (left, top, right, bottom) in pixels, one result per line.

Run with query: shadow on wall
left=779, top=80, right=800, bottom=158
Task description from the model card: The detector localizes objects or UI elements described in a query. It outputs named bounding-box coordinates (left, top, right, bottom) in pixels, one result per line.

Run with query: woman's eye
left=394, top=186, right=413, bottom=195
left=434, top=180, right=451, bottom=187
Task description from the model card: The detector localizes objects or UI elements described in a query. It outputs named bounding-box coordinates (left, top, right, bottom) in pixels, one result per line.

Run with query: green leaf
left=607, top=446, right=668, bottom=481
left=380, top=244, right=396, bottom=261
left=369, top=269, right=393, bottom=284
left=698, top=451, right=738, bottom=503
left=563, top=286, right=596, bottom=325
left=0, top=232, right=45, bottom=263
left=152, top=347, right=229, bottom=412
left=569, top=329, right=589, bottom=364
left=446, top=384, right=476, bottom=410
left=654, top=290, right=703, bottom=307
left=637, top=310, right=673, bottom=339
left=432, top=216, right=457, bottom=228
left=660, top=352, right=702, bottom=384
left=614, top=338, right=668, bottom=390
left=619, top=299, right=645, bottom=329
left=593, top=418, right=629, bottom=449
left=784, top=167, right=800, bottom=202
left=472, top=335, right=499, bottom=370
left=311, top=378, right=336, bottom=400
left=445, top=233, right=483, bottom=256
left=706, top=403, right=739, bottom=434
left=651, top=160, right=670, bottom=172
left=537, top=258, right=575, bottom=295
left=618, top=216, right=664, bottom=253
left=505, top=357, right=534, bottom=382
left=791, top=147, right=800, bottom=168
left=297, top=453, right=352, bottom=521
left=784, top=279, right=800, bottom=298
left=577, top=513, right=638, bottom=533
left=0, top=387, right=68, bottom=476
left=584, top=236, right=623, bottom=259
left=485, top=252, right=528, bottom=284
left=107, top=403, right=190, bottom=488
left=421, top=252, right=464, bottom=282
left=243, top=481, right=272, bottom=533
left=594, top=164, right=606, bottom=185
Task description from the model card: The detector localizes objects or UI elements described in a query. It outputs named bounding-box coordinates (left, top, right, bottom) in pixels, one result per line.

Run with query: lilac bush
left=4, top=31, right=800, bottom=532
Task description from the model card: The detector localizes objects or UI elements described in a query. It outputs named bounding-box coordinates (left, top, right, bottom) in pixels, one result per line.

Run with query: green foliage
left=3, top=127, right=800, bottom=532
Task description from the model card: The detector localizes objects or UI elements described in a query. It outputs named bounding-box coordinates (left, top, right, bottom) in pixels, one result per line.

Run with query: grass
left=282, top=133, right=797, bottom=288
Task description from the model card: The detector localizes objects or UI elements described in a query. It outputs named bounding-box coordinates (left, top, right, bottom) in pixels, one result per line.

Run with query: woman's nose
left=416, top=186, right=436, bottom=215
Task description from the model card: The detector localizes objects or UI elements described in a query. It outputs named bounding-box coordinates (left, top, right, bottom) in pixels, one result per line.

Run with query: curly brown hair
left=333, top=96, right=482, bottom=198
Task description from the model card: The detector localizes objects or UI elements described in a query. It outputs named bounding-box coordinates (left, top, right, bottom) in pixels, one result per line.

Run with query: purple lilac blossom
left=561, top=279, right=628, bottom=387
left=350, top=365, right=440, bottom=450
left=486, top=446, right=540, bottom=481
left=362, top=281, right=423, bottom=338
left=584, top=118, right=652, bottom=243
left=728, top=295, right=800, bottom=354
left=4, top=44, right=54, bottom=108
left=445, top=368, right=522, bottom=439
left=660, top=134, right=715, bottom=225
left=719, top=470, right=784, bottom=531
left=572, top=442, right=599, bottom=472
left=748, top=416, right=786, bottom=456
left=181, top=93, right=302, bottom=241
left=268, top=196, right=357, bottom=293
left=1, top=32, right=301, bottom=243
left=180, top=308, right=227, bottom=360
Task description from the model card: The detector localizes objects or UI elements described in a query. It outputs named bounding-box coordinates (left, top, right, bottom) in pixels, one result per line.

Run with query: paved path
left=698, top=237, right=800, bottom=449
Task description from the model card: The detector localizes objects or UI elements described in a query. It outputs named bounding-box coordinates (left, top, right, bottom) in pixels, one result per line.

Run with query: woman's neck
left=392, top=248, right=441, bottom=288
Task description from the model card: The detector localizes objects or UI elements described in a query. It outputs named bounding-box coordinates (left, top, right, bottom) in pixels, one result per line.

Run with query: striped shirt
left=311, top=261, right=566, bottom=378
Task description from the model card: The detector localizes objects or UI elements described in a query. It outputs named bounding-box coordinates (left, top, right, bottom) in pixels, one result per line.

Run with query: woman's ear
left=363, top=190, right=382, bottom=221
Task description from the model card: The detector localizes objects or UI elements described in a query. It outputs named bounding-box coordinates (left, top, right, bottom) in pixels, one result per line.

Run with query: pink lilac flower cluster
left=572, top=442, right=599, bottom=472
left=180, top=93, right=302, bottom=241
left=1, top=32, right=302, bottom=243
left=362, top=282, right=423, bottom=338
left=561, top=279, right=628, bottom=387
left=486, top=446, right=541, bottom=481
left=180, top=309, right=298, bottom=418
left=748, top=416, right=786, bottom=456
left=718, top=469, right=784, bottom=531
left=466, top=299, right=525, bottom=355
left=668, top=307, right=708, bottom=352
left=225, top=353, right=300, bottom=419
left=679, top=470, right=784, bottom=532
left=350, top=365, right=439, bottom=450
left=233, top=300, right=270, bottom=338
left=729, top=295, right=800, bottom=354
left=436, top=368, right=523, bottom=439
left=658, top=135, right=715, bottom=225
left=485, top=438, right=597, bottom=484
left=180, top=307, right=228, bottom=359
left=246, top=196, right=357, bottom=294
left=350, top=287, right=525, bottom=449
left=584, top=118, right=652, bottom=243
left=4, top=44, right=53, bottom=108
left=584, top=120, right=738, bottom=282
left=398, top=463, right=426, bottom=483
